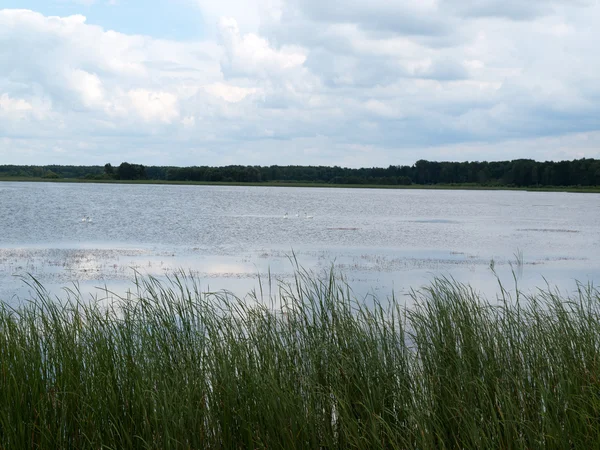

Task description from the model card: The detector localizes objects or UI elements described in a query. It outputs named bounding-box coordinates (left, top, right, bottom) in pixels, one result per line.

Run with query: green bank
left=1, top=176, right=600, bottom=193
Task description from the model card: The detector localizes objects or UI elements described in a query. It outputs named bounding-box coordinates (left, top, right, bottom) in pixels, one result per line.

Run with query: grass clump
left=1, top=268, right=600, bottom=449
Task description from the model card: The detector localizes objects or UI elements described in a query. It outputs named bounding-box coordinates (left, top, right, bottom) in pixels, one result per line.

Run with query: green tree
left=42, top=170, right=60, bottom=179
left=117, top=162, right=147, bottom=180
left=104, top=163, right=114, bottom=177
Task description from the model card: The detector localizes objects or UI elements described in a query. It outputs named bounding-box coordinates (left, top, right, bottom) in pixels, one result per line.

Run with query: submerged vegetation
left=2, top=267, right=600, bottom=449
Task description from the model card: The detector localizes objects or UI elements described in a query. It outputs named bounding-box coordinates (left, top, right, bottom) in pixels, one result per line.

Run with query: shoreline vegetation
left=2, top=266, right=600, bottom=448
left=2, top=175, right=600, bottom=193
left=2, top=158, right=600, bottom=193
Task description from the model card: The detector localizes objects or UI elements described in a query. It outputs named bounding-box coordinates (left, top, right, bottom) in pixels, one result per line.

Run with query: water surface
left=1, top=182, right=598, bottom=303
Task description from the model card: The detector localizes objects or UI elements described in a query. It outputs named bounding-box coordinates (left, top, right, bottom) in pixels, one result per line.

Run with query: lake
left=1, top=181, right=599, bottom=304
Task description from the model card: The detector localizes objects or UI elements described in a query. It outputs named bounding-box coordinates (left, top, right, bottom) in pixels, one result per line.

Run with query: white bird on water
left=305, top=212, right=313, bottom=219
left=283, top=212, right=288, bottom=219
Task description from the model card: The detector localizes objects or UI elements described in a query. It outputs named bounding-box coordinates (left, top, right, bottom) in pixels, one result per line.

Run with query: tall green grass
left=1, top=267, right=600, bottom=449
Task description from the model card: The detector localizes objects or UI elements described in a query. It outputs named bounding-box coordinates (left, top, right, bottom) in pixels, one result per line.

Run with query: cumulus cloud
left=443, top=0, right=594, bottom=20
left=0, top=2, right=600, bottom=166
left=283, top=0, right=447, bottom=36
left=218, top=17, right=306, bottom=78
left=0, top=10, right=220, bottom=131
left=204, top=83, right=260, bottom=103
left=126, top=89, right=179, bottom=123
left=0, top=94, right=34, bottom=114
left=67, top=69, right=105, bottom=109
left=196, top=0, right=283, bottom=32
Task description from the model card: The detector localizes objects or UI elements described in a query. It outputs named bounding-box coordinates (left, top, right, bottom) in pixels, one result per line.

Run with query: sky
left=1, top=0, right=600, bottom=167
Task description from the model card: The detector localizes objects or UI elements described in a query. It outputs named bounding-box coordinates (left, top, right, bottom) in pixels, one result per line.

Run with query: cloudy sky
left=1, top=0, right=599, bottom=167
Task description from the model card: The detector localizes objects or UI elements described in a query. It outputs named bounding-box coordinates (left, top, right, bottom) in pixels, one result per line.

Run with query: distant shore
left=1, top=176, right=599, bottom=193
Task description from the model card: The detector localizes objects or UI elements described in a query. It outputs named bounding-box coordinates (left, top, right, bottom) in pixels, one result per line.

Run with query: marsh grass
left=1, top=266, right=600, bottom=449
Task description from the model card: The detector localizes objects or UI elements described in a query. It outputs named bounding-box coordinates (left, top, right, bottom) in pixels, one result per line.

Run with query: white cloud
left=0, top=93, right=53, bottom=124
left=364, top=99, right=400, bottom=119
left=126, top=89, right=179, bottom=123
left=0, top=94, right=33, bottom=113
left=218, top=17, right=306, bottom=78
left=204, top=82, right=260, bottom=103
left=0, top=9, right=221, bottom=130
left=196, top=0, right=283, bottom=32
left=288, top=0, right=446, bottom=35
left=443, top=0, right=594, bottom=20
left=0, top=3, right=600, bottom=166
left=68, top=69, right=105, bottom=108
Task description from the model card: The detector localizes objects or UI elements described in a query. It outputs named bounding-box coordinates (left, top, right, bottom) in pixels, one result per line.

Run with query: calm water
left=1, top=181, right=599, bottom=303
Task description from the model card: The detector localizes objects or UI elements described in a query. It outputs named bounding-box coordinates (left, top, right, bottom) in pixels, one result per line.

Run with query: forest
left=1, top=158, right=600, bottom=187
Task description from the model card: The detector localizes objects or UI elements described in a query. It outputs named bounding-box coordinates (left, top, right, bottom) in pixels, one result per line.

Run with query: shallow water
left=1, top=182, right=599, bottom=303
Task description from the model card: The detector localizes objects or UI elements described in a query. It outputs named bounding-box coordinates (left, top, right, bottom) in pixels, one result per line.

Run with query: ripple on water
left=1, top=183, right=600, bottom=302
left=409, top=219, right=459, bottom=224
left=518, top=228, right=580, bottom=233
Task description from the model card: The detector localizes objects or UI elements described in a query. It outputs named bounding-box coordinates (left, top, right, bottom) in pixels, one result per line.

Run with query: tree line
left=1, top=158, right=600, bottom=187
